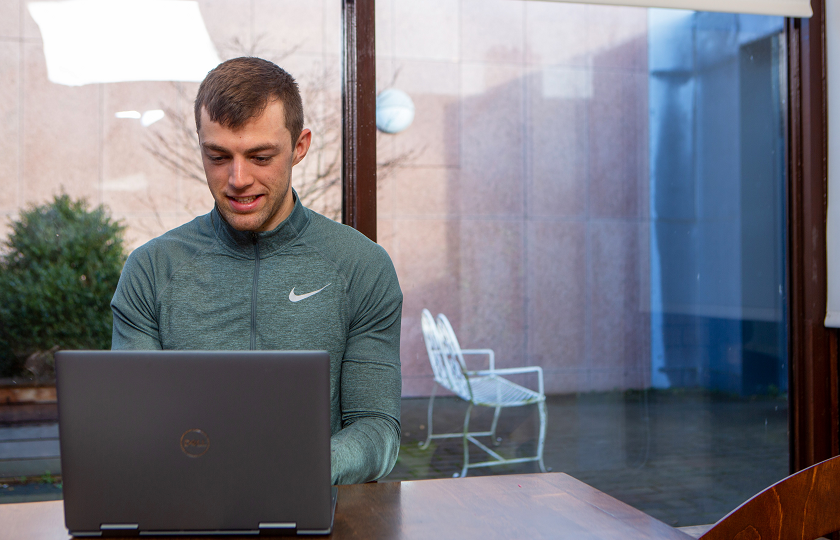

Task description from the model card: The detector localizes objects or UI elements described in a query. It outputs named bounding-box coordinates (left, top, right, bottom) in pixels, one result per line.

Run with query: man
left=110, top=57, right=402, bottom=485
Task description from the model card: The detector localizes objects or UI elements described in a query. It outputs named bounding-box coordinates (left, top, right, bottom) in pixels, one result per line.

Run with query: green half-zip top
left=251, top=232, right=260, bottom=350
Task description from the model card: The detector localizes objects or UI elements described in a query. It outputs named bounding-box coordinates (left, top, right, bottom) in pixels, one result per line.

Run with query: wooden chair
left=419, top=309, right=547, bottom=478
left=699, top=454, right=840, bottom=540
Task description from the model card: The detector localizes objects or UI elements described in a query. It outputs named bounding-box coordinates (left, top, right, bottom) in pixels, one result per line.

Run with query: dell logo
left=180, top=429, right=210, bottom=457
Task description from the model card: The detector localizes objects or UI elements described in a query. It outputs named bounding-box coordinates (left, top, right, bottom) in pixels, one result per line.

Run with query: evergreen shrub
left=0, top=194, right=126, bottom=377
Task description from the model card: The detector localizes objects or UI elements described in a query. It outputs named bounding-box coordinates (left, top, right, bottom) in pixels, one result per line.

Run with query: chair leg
left=459, top=402, right=474, bottom=478
left=537, top=400, right=547, bottom=473
left=490, top=406, right=502, bottom=446
left=420, top=383, right=438, bottom=450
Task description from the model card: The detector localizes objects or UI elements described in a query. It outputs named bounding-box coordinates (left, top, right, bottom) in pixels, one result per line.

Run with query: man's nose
left=228, top=157, right=252, bottom=189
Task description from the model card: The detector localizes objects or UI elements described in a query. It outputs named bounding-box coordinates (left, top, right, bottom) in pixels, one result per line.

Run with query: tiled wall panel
left=379, top=1, right=651, bottom=396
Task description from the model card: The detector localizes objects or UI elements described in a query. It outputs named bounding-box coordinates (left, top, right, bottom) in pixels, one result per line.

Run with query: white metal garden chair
left=419, top=309, right=547, bottom=478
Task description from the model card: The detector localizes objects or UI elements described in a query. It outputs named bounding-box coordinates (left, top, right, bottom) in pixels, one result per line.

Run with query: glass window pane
left=377, top=1, right=788, bottom=527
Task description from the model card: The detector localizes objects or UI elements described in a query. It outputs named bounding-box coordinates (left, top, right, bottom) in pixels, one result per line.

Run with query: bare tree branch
left=141, top=38, right=416, bottom=224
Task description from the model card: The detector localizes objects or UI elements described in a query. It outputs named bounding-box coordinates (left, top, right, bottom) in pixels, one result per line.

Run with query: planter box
left=0, top=382, right=58, bottom=424
left=0, top=386, right=57, bottom=404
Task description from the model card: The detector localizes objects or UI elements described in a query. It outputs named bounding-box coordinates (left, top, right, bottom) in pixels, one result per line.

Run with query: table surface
left=1, top=473, right=694, bottom=539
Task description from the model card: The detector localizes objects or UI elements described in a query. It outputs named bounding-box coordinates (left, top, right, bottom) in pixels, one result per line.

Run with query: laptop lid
left=55, top=350, right=334, bottom=536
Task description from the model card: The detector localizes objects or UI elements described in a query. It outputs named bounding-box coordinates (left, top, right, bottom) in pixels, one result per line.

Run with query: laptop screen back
left=55, top=350, right=332, bottom=536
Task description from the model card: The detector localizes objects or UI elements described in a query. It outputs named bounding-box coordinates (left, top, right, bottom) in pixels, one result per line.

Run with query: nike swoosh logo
left=289, top=284, right=331, bottom=303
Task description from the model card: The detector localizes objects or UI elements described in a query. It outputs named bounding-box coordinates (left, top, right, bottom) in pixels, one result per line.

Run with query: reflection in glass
left=649, top=11, right=786, bottom=397
left=28, top=0, right=220, bottom=86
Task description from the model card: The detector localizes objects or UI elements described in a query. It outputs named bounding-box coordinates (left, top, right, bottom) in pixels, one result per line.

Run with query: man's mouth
left=230, top=195, right=260, bottom=204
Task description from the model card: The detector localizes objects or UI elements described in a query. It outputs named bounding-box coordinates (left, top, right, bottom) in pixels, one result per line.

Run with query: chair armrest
left=460, top=348, right=495, bottom=370
left=468, top=366, right=544, bottom=396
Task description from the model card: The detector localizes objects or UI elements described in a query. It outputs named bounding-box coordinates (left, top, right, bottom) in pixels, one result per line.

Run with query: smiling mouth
left=230, top=195, right=260, bottom=204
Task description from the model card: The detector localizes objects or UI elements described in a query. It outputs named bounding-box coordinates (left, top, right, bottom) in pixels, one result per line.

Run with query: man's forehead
left=199, top=100, right=286, bottom=132
left=198, top=102, right=289, bottom=141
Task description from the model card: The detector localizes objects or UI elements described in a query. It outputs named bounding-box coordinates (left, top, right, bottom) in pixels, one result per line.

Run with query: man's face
left=198, top=100, right=311, bottom=232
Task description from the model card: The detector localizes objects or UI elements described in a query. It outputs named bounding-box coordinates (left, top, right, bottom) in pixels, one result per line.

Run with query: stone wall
left=375, top=1, right=651, bottom=396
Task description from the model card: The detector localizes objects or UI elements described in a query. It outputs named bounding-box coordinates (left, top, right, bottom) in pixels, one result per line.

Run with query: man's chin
left=218, top=208, right=265, bottom=232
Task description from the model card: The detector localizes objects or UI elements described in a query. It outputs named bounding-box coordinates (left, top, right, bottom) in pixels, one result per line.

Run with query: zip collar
left=212, top=188, right=310, bottom=259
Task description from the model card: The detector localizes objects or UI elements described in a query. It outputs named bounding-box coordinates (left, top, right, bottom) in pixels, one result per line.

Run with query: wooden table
left=1, top=473, right=693, bottom=539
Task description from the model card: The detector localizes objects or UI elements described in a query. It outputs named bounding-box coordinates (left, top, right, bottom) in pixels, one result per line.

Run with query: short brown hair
left=194, top=57, right=304, bottom=141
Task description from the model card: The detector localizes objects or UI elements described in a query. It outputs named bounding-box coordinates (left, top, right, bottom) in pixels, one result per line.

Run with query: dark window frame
left=341, top=0, right=377, bottom=242
left=787, top=0, right=840, bottom=473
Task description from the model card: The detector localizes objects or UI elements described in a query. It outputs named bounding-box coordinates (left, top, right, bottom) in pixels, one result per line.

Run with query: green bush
left=0, top=194, right=126, bottom=377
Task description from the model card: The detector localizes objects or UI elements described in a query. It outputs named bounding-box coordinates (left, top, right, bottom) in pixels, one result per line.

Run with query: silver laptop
left=55, top=350, right=336, bottom=537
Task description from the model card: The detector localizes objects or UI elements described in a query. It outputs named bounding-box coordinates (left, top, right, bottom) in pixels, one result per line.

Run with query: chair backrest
left=420, top=309, right=447, bottom=382
left=434, top=313, right=472, bottom=400
left=419, top=310, right=471, bottom=400
left=700, top=454, right=840, bottom=540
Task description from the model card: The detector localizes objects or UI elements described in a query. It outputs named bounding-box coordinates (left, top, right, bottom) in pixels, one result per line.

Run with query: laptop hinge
left=297, top=528, right=332, bottom=535
left=258, top=522, right=296, bottom=536
left=100, top=524, right=139, bottom=537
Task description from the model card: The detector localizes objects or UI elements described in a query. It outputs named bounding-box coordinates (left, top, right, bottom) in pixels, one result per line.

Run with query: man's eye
left=253, top=156, right=271, bottom=163
left=208, top=155, right=227, bottom=163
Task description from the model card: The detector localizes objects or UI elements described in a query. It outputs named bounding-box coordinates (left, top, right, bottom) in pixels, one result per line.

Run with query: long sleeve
left=111, top=248, right=163, bottom=350
left=330, top=247, right=403, bottom=485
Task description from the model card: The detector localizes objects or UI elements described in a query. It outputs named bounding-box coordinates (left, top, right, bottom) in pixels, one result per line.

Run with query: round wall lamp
left=376, top=89, right=415, bottom=134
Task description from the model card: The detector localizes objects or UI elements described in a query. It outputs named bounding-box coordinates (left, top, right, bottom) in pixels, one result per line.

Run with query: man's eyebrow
left=201, top=142, right=281, bottom=154
left=201, top=142, right=229, bottom=154
left=243, top=143, right=282, bottom=154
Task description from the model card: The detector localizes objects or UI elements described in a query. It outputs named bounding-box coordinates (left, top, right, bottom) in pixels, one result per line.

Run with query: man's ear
left=292, top=128, right=312, bottom=166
